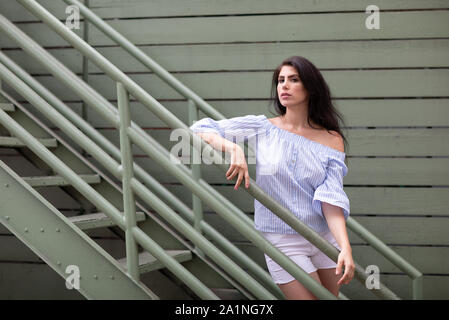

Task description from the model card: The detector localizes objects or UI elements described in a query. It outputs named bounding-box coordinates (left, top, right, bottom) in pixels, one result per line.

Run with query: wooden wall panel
left=0, top=0, right=447, bottom=299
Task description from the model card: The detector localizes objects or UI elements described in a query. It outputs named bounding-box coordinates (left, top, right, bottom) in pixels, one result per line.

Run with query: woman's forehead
left=278, top=65, right=299, bottom=77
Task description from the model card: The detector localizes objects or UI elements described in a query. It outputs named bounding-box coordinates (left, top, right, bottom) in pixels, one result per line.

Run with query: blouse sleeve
left=189, top=114, right=265, bottom=142
left=312, top=155, right=350, bottom=220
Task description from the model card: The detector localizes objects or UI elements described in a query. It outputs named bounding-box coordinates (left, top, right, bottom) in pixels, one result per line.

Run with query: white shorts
left=261, top=231, right=341, bottom=284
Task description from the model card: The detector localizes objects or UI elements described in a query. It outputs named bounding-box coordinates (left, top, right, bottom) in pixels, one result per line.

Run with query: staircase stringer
left=0, top=160, right=158, bottom=300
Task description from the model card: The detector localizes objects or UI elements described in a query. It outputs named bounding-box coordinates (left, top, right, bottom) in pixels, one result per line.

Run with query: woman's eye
left=278, top=78, right=299, bottom=82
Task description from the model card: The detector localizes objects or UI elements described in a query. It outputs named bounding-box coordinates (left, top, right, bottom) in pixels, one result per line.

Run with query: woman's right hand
left=226, top=144, right=250, bottom=190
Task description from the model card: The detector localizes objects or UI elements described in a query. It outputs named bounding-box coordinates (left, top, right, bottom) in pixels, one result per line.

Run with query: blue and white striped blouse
left=189, top=114, right=350, bottom=234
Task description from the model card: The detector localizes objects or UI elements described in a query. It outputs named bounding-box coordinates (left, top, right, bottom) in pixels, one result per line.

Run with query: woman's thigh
left=317, top=268, right=341, bottom=297
left=278, top=271, right=322, bottom=300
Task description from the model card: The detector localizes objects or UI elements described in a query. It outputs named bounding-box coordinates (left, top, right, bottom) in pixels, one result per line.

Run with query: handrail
left=8, top=0, right=399, bottom=300
left=117, top=82, right=140, bottom=281
left=7, top=0, right=413, bottom=299
left=60, top=0, right=423, bottom=300
left=59, top=0, right=422, bottom=299
left=1, top=4, right=339, bottom=300
left=0, top=60, right=277, bottom=300
left=0, top=62, right=219, bottom=300
left=63, top=0, right=225, bottom=121
left=0, top=51, right=284, bottom=300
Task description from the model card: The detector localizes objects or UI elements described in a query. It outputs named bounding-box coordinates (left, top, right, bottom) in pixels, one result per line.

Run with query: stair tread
left=23, top=174, right=101, bottom=187
left=211, top=288, right=246, bottom=300
left=118, top=250, right=192, bottom=274
left=0, top=136, right=57, bottom=148
left=0, top=103, right=15, bottom=112
left=69, top=211, right=146, bottom=230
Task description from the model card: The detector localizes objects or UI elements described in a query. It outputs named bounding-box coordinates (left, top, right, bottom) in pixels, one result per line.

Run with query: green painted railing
left=3, top=0, right=396, bottom=300
left=1, top=2, right=335, bottom=299
left=0, top=50, right=283, bottom=300
left=0, top=62, right=219, bottom=300
left=55, top=0, right=424, bottom=301
left=1, top=0, right=422, bottom=299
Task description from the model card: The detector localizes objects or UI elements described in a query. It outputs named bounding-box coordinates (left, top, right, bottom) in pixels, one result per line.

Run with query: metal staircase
left=0, top=0, right=424, bottom=300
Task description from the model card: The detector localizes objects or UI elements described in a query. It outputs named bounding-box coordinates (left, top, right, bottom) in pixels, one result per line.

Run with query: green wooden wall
left=0, top=0, right=448, bottom=299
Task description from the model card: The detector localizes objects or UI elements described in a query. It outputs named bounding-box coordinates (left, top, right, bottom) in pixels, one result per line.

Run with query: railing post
left=188, top=99, right=205, bottom=257
left=412, top=275, right=423, bottom=300
left=117, top=82, right=139, bottom=281
left=81, top=0, right=89, bottom=125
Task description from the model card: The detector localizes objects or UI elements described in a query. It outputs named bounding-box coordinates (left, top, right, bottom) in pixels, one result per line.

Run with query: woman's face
left=277, top=65, right=309, bottom=108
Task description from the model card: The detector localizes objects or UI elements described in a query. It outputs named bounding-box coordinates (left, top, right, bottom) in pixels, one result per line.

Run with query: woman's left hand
left=336, top=248, right=355, bottom=285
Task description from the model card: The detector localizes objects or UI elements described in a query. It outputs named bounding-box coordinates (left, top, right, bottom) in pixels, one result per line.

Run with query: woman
left=190, top=56, right=355, bottom=299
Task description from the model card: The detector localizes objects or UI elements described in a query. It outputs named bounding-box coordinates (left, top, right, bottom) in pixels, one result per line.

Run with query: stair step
left=0, top=136, right=57, bottom=148
left=211, top=288, right=246, bottom=300
left=0, top=103, right=15, bottom=112
left=69, top=212, right=146, bottom=230
left=118, top=250, right=193, bottom=274
left=23, top=174, right=101, bottom=187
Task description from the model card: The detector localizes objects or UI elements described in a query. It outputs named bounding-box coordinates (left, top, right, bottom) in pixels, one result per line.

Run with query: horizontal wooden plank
left=349, top=216, right=449, bottom=245
left=85, top=38, right=449, bottom=70
left=341, top=273, right=449, bottom=300
left=1, top=11, right=449, bottom=48
left=344, top=158, right=449, bottom=186
left=95, top=127, right=449, bottom=156
left=6, top=39, right=449, bottom=74
left=89, top=0, right=449, bottom=18
left=0, top=19, right=84, bottom=49
left=344, top=128, right=449, bottom=156
left=163, top=185, right=449, bottom=217
left=18, top=98, right=449, bottom=129
left=3, top=0, right=449, bottom=22
left=111, top=155, right=449, bottom=186
left=85, top=11, right=449, bottom=45
left=1, top=260, right=443, bottom=299
left=6, top=69, right=448, bottom=102
left=234, top=243, right=449, bottom=275
left=351, top=245, right=449, bottom=275
left=83, top=133, right=449, bottom=185
left=50, top=11, right=449, bottom=45
left=203, top=213, right=449, bottom=245
left=0, top=0, right=71, bottom=22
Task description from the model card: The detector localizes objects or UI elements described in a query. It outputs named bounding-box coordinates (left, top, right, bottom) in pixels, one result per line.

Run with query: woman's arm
left=196, top=132, right=238, bottom=154
left=195, top=132, right=250, bottom=190
left=322, top=202, right=355, bottom=285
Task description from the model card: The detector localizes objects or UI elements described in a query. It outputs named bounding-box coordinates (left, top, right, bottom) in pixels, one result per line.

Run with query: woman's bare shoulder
left=322, top=130, right=344, bottom=153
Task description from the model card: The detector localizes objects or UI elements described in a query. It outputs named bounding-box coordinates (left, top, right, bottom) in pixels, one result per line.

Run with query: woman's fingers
left=234, top=171, right=244, bottom=190
left=226, top=166, right=238, bottom=180
left=245, top=171, right=250, bottom=188
left=335, top=258, right=344, bottom=276
left=226, top=166, right=249, bottom=190
left=337, top=262, right=355, bottom=285
left=226, top=145, right=250, bottom=189
left=338, top=269, right=351, bottom=285
left=226, top=164, right=235, bottom=177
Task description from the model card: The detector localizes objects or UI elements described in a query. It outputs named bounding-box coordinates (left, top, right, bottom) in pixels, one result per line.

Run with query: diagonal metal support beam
left=0, top=160, right=158, bottom=300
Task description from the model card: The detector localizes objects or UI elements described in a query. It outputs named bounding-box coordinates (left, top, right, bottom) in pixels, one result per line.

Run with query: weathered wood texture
left=0, top=0, right=448, bottom=299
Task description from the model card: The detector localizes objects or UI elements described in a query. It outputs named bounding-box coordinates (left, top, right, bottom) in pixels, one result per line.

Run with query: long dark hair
left=269, top=56, right=349, bottom=154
